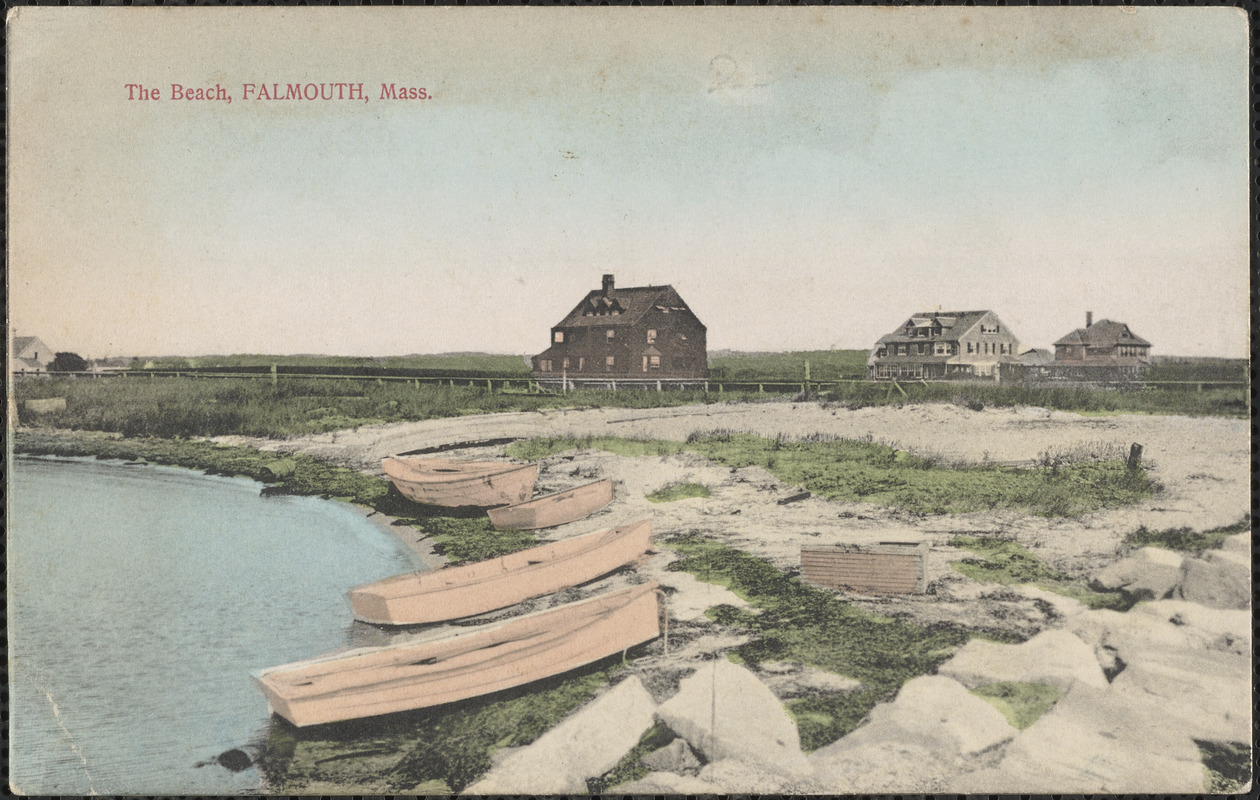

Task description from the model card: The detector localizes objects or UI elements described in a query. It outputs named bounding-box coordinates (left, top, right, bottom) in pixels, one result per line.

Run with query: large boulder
left=954, top=683, right=1205, bottom=794
left=938, top=629, right=1107, bottom=691
left=462, top=675, right=657, bottom=794
left=809, top=675, right=1016, bottom=790
left=609, top=771, right=725, bottom=794
left=655, top=659, right=808, bottom=772
left=1175, top=549, right=1250, bottom=610
left=1110, top=646, right=1251, bottom=743
left=1092, top=547, right=1184, bottom=598
left=640, top=738, right=701, bottom=774
left=697, top=758, right=828, bottom=794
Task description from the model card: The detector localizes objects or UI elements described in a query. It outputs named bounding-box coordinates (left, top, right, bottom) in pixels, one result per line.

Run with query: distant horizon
left=10, top=8, right=1250, bottom=360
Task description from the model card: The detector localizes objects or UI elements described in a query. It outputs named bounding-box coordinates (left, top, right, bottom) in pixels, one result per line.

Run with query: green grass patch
left=509, top=433, right=1158, bottom=518
left=13, top=377, right=743, bottom=439
left=259, top=661, right=623, bottom=793
left=949, top=536, right=1135, bottom=610
left=969, top=682, right=1064, bottom=730
left=1197, top=740, right=1252, bottom=794
left=1123, top=518, right=1250, bottom=552
left=664, top=535, right=988, bottom=751
left=586, top=722, right=676, bottom=794
left=646, top=483, right=711, bottom=503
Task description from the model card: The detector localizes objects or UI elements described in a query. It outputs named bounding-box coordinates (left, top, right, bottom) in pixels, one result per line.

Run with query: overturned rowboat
left=347, top=519, right=652, bottom=625
left=254, top=581, right=662, bottom=727
left=487, top=479, right=614, bottom=531
left=382, top=456, right=537, bottom=508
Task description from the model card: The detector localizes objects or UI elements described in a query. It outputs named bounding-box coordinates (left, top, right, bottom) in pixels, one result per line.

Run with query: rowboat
left=347, top=519, right=652, bottom=625
left=487, top=479, right=614, bottom=530
left=254, top=582, right=662, bottom=727
left=382, top=457, right=538, bottom=508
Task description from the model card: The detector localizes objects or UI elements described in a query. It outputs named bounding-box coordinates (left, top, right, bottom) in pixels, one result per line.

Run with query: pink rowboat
left=487, top=479, right=614, bottom=531
left=347, top=519, right=652, bottom=625
left=254, top=582, right=662, bottom=727
left=382, top=457, right=538, bottom=508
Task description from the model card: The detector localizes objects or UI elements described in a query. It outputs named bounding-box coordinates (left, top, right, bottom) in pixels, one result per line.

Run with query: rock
left=610, top=771, right=725, bottom=794
left=1129, top=599, right=1251, bottom=655
left=215, top=748, right=252, bottom=772
left=656, top=569, right=754, bottom=622
left=1092, top=547, right=1184, bottom=598
left=809, top=675, right=1015, bottom=788
left=1175, top=549, right=1250, bottom=609
left=655, top=659, right=808, bottom=772
left=698, top=758, right=828, bottom=793
left=1219, top=532, right=1250, bottom=554
left=954, top=683, right=1205, bottom=793
left=462, top=675, right=656, bottom=794
left=640, top=738, right=701, bottom=774
left=938, top=630, right=1107, bottom=691
left=1110, top=647, right=1251, bottom=743
left=809, top=740, right=956, bottom=793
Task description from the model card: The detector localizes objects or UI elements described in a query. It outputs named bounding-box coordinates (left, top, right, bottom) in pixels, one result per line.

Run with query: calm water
left=8, top=456, right=422, bottom=795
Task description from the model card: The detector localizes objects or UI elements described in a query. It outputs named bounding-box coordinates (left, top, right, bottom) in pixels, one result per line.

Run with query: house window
left=554, top=331, right=564, bottom=343
left=605, top=355, right=615, bottom=369
left=607, top=329, right=615, bottom=339
left=647, top=329, right=657, bottom=344
left=898, top=345, right=907, bottom=356
left=649, top=355, right=660, bottom=368
left=539, top=360, right=551, bottom=372
left=578, top=357, right=584, bottom=370
left=562, top=357, right=569, bottom=370
left=934, top=342, right=949, bottom=355
left=642, top=356, right=649, bottom=372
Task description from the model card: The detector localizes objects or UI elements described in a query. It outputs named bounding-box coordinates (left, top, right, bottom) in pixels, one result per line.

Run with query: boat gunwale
left=382, top=457, right=537, bottom=488
left=348, top=519, right=650, bottom=600
left=258, top=582, right=660, bottom=686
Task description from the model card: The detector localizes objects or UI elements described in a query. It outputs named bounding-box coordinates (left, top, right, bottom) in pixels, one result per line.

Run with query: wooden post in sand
left=1127, top=443, right=1143, bottom=471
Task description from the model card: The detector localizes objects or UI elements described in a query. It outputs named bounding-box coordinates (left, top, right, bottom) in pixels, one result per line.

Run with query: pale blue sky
left=8, top=7, right=1249, bottom=358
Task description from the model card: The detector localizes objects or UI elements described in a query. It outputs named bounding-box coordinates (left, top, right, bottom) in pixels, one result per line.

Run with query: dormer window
left=647, top=329, right=657, bottom=344
left=553, top=331, right=564, bottom=343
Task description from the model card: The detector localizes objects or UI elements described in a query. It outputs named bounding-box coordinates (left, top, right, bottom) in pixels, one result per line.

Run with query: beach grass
left=646, top=482, right=711, bottom=503
left=1121, top=518, right=1250, bottom=552
left=508, top=433, right=1158, bottom=518
left=969, top=681, right=1065, bottom=729
left=948, top=536, right=1136, bottom=610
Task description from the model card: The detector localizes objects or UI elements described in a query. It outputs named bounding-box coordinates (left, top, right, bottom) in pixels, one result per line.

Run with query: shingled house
left=532, top=275, right=707, bottom=389
left=867, top=310, right=1021, bottom=381
left=1054, top=312, right=1151, bottom=365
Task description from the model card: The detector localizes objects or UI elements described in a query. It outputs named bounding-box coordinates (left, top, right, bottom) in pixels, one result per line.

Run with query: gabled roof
left=555, top=284, right=700, bottom=329
left=13, top=336, right=41, bottom=354
left=876, top=310, right=997, bottom=345
left=1053, top=320, right=1150, bottom=348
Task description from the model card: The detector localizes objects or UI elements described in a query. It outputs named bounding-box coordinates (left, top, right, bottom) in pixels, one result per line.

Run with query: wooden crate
left=801, top=541, right=928, bottom=595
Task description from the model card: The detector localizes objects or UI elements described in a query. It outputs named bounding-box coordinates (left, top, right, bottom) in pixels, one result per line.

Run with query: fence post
left=271, top=364, right=278, bottom=387
left=1127, top=443, right=1143, bottom=471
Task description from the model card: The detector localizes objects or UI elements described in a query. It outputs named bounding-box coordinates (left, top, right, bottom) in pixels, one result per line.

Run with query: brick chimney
left=1086, top=311, right=1093, bottom=328
left=602, top=274, right=614, bottom=295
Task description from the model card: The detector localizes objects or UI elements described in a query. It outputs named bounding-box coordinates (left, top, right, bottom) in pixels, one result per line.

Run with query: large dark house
left=532, top=274, right=707, bottom=389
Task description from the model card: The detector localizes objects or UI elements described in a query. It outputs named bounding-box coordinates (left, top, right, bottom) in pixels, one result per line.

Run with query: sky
left=7, top=7, right=1250, bottom=359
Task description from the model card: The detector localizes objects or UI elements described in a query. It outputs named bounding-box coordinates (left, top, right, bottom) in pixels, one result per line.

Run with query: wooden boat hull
left=255, top=582, right=661, bottom=727
left=487, top=479, right=614, bottom=530
left=348, top=519, right=652, bottom=625
left=382, top=457, right=537, bottom=508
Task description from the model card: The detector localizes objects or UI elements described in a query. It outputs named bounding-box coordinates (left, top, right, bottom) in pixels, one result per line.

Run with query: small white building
left=12, top=334, right=54, bottom=373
